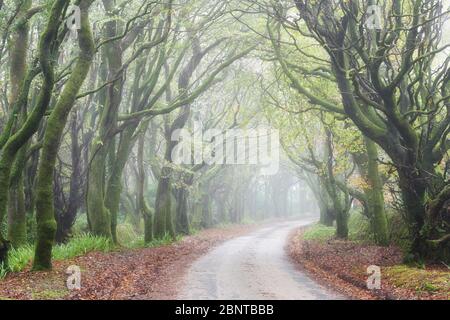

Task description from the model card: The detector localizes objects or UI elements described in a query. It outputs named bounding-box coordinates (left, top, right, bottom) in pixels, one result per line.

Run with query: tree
left=33, top=0, right=96, bottom=270
left=289, top=0, right=450, bottom=261
left=0, top=0, right=68, bottom=267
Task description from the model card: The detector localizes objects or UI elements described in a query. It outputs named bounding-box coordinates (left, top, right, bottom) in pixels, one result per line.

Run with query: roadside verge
left=287, top=225, right=450, bottom=300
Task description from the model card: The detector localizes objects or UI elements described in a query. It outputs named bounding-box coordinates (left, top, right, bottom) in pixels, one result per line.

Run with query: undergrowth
left=0, top=234, right=112, bottom=279
left=303, top=210, right=410, bottom=251
left=0, top=229, right=181, bottom=279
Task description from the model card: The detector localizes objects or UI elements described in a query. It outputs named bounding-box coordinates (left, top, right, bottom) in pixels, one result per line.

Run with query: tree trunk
left=0, top=0, right=66, bottom=267
left=175, top=186, right=190, bottom=235
left=325, top=130, right=349, bottom=239
left=200, top=193, right=212, bottom=229
left=8, top=148, right=28, bottom=248
left=6, top=0, right=32, bottom=249
left=33, top=0, right=95, bottom=270
left=137, top=128, right=154, bottom=243
left=309, top=176, right=335, bottom=226
left=86, top=0, right=124, bottom=241
left=87, top=145, right=112, bottom=238
left=363, top=138, right=389, bottom=246
left=154, top=165, right=174, bottom=239
left=55, top=113, right=82, bottom=243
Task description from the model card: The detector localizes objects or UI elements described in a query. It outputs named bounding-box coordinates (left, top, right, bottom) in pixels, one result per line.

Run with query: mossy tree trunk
left=86, top=5, right=171, bottom=240
left=153, top=37, right=251, bottom=237
left=86, top=0, right=124, bottom=240
left=271, top=2, right=450, bottom=262
left=104, top=43, right=168, bottom=242
left=33, top=0, right=95, bottom=270
left=153, top=39, right=204, bottom=239
left=104, top=130, right=133, bottom=244
left=8, top=149, right=28, bottom=248
left=0, top=0, right=66, bottom=266
left=304, top=173, right=334, bottom=226
left=174, top=180, right=191, bottom=235
left=324, top=130, right=350, bottom=239
left=6, top=0, right=32, bottom=248
left=137, top=128, right=154, bottom=243
left=87, top=144, right=112, bottom=238
left=55, top=112, right=83, bottom=243
left=318, top=199, right=335, bottom=227
left=154, top=145, right=176, bottom=239
left=360, top=138, right=389, bottom=246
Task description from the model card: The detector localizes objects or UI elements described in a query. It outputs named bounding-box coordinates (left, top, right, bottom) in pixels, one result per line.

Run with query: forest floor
left=288, top=226, right=450, bottom=300
left=0, top=224, right=258, bottom=300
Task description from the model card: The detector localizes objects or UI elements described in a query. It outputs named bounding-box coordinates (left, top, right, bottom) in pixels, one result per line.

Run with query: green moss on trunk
left=33, top=0, right=95, bottom=270
left=8, top=143, right=28, bottom=248
left=175, top=188, right=190, bottom=235
left=87, top=145, right=112, bottom=239
left=7, top=181, right=27, bottom=248
left=0, top=0, right=66, bottom=266
left=154, top=172, right=172, bottom=239
left=143, top=205, right=154, bottom=244
left=104, top=128, right=136, bottom=244
left=364, top=138, right=389, bottom=246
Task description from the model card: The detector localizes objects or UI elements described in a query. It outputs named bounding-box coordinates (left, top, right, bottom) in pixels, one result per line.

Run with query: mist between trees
left=0, top=0, right=449, bottom=272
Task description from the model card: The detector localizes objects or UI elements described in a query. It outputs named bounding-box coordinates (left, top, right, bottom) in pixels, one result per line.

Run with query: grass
left=116, top=223, right=140, bottom=246
left=0, top=215, right=252, bottom=281
left=0, top=225, right=184, bottom=280
left=53, top=234, right=113, bottom=260
left=384, top=265, right=450, bottom=297
left=0, top=233, right=112, bottom=279
left=127, top=233, right=182, bottom=249
left=31, top=289, right=68, bottom=300
left=303, top=210, right=411, bottom=249
left=302, top=224, right=335, bottom=242
left=0, top=264, right=7, bottom=279
left=301, top=212, right=373, bottom=243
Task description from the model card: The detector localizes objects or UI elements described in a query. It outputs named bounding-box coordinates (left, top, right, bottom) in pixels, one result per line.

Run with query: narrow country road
left=179, top=220, right=343, bottom=300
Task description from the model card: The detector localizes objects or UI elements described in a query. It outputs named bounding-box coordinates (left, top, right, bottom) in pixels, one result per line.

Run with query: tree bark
left=0, top=0, right=66, bottom=266
left=33, top=0, right=95, bottom=270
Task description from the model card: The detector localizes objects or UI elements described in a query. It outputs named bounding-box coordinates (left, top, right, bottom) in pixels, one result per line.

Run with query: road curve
left=179, top=220, right=343, bottom=300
